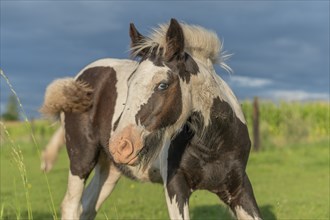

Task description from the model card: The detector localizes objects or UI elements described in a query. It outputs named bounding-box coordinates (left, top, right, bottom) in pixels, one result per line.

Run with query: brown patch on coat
left=165, top=53, right=199, bottom=84
left=64, top=66, right=118, bottom=179
left=77, top=66, right=119, bottom=148
left=135, top=72, right=182, bottom=131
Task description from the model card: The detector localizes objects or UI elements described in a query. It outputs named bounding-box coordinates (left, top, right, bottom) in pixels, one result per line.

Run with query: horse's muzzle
left=109, top=125, right=143, bottom=166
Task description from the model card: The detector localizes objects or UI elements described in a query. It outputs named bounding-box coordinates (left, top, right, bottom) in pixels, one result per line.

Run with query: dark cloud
left=1, top=1, right=329, bottom=118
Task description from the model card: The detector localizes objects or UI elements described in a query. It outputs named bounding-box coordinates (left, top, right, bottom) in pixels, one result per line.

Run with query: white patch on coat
left=235, top=206, right=261, bottom=220
left=61, top=171, right=85, bottom=219
left=110, top=60, right=138, bottom=133
left=112, top=60, right=170, bottom=133
left=182, top=201, right=190, bottom=220
left=164, top=190, right=190, bottom=220
left=159, top=137, right=171, bottom=183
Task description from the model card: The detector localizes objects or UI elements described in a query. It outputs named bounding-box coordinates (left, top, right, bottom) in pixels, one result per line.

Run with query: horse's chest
left=177, top=143, right=228, bottom=190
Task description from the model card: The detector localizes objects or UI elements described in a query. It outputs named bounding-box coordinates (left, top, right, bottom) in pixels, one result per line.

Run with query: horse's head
left=109, top=19, right=199, bottom=167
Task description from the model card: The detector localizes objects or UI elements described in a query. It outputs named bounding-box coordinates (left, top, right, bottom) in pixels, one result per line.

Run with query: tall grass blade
left=1, top=121, right=33, bottom=219
left=102, top=210, right=109, bottom=220
left=0, top=203, right=5, bottom=220
left=1, top=69, right=58, bottom=219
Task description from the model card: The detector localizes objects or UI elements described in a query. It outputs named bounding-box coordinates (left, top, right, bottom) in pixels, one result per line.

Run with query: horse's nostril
left=118, top=138, right=134, bottom=158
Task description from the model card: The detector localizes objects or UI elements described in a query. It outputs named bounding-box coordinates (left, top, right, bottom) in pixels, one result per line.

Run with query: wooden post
left=252, top=97, right=260, bottom=151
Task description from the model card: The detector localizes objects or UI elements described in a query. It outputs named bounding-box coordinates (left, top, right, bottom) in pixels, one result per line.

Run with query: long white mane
left=131, top=21, right=232, bottom=72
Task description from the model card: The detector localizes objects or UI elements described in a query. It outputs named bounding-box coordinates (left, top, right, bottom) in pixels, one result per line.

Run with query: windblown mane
left=131, top=21, right=232, bottom=72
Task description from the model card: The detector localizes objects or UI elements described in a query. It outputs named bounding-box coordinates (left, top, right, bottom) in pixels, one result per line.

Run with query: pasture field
left=0, top=101, right=329, bottom=219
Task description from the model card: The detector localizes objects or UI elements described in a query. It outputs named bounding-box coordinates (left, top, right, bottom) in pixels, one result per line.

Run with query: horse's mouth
left=111, top=144, right=148, bottom=167
left=126, top=146, right=148, bottom=166
left=110, top=150, right=140, bottom=166
left=126, top=154, right=139, bottom=166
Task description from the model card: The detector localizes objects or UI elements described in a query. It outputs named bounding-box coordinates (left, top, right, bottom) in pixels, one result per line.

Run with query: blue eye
left=156, top=82, right=169, bottom=91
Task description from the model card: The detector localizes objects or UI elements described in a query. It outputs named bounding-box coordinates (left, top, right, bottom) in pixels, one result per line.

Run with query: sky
left=1, top=1, right=329, bottom=118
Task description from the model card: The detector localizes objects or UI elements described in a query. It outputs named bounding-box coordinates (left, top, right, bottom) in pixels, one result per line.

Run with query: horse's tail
left=40, top=78, right=93, bottom=119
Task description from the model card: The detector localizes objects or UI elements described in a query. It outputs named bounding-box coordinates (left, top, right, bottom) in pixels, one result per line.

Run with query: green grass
left=247, top=141, right=329, bottom=219
left=1, top=120, right=329, bottom=219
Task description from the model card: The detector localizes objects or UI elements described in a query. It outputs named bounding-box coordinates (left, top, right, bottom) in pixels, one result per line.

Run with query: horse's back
left=74, top=58, right=137, bottom=80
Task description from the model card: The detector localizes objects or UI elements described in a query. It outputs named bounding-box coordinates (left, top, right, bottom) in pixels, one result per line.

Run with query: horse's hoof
left=40, top=151, right=54, bottom=172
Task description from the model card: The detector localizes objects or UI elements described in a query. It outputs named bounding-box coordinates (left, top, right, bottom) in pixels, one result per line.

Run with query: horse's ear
left=165, top=18, right=185, bottom=61
left=129, top=23, right=148, bottom=57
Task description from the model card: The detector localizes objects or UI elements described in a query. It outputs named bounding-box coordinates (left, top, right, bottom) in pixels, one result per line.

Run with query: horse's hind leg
left=217, top=173, right=262, bottom=220
left=61, top=170, right=86, bottom=219
left=61, top=147, right=99, bottom=220
left=41, top=126, right=65, bottom=172
left=81, top=153, right=121, bottom=219
left=61, top=114, right=99, bottom=219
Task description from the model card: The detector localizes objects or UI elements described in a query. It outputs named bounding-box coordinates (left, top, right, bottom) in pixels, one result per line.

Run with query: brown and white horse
left=41, top=19, right=261, bottom=220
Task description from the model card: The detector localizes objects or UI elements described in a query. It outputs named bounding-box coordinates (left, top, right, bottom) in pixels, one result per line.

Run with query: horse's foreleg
left=80, top=154, right=121, bottom=219
left=217, top=173, right=262, bottom=220
left=232, top=174, right=262, bottom=220
left=164, top=172, right=191, bottom=220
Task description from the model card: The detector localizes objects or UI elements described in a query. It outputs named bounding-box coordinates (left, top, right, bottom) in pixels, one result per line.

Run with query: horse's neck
left=188, top=64, right=250, bottom=154
left=190, top=60, right=246, bottom=128
left=212, top=74, right=246, bottom=124
left=187, top=98, right=250, bottom=165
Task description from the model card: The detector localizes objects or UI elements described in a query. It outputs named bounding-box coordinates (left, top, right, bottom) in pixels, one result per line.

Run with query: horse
left=40, top=18, right=262, bottom=220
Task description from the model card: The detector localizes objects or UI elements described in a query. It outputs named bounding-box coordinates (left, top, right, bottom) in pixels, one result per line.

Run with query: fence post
left=252, top=97, right=260, bottom=151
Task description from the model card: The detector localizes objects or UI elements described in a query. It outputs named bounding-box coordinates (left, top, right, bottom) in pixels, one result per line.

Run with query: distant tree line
left=1, top=94, right=20, bottom=121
